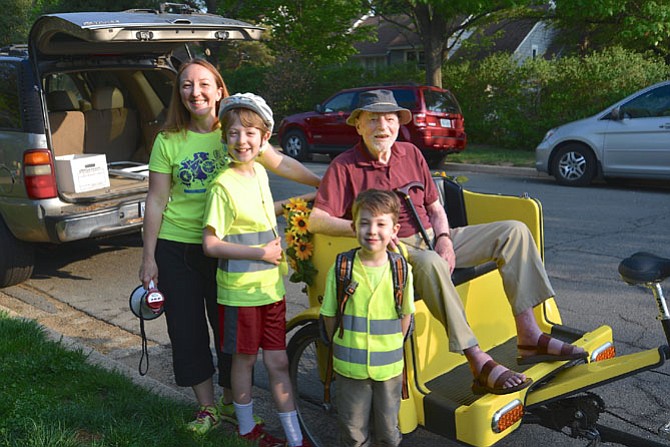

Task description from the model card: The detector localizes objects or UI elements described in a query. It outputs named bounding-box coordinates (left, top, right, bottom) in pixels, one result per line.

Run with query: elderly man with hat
left=309, top=89, right=587, bottom=395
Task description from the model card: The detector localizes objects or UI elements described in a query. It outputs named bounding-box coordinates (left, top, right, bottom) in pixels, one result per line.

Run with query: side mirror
left=610, top=107, right=622, bottom=121
left=315, top=104, right=323, bottom=113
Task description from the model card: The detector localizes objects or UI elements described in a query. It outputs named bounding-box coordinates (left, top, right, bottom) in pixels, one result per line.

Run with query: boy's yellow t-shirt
left=203, top=163, right=285, bottom=307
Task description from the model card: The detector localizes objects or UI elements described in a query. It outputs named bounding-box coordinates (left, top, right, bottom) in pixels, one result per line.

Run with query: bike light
left=590, top=342, right=615, bottom=362
left=491, top=399, right=523, bottom=433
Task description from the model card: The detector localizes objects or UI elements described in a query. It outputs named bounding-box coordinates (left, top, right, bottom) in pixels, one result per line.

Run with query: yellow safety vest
left=332, top=256, right=405, bottom=381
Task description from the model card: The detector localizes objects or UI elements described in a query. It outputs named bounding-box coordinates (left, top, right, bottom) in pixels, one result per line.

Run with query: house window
left=531, top=45, right=539, bottom=59
left=361, top=56, right=386, bottom=74
left=405, top=50, right=425, bottom=67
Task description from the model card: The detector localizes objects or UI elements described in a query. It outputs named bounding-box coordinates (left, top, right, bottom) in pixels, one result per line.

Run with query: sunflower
left=295, top=240, right=314, bottom=261
left=285, top=231, right=297, bottom=247
left=287, top=197, right=310, bottom=213
left=290, top=213, right=310, bottom=235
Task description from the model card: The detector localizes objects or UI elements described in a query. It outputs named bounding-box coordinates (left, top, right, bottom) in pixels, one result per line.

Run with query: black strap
left=138, top=313, right=149, bottom=376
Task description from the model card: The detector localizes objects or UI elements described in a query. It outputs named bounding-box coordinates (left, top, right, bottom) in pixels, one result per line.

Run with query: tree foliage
left=217, top=0, right=372, bottom=66
left=552, top=0, right=670, bottom=60
left=368, top=0, right=542, bottom=87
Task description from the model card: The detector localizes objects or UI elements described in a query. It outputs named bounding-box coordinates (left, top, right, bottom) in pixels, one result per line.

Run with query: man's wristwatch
left=435, top=232, right=452, bottom=242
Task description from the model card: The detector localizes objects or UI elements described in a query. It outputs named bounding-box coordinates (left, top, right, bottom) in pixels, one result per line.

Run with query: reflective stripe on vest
left=218, top=228, right=278, bottom=273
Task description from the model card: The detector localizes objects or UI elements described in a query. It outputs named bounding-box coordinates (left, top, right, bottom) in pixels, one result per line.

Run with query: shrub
left=444, top=47, right=670, bottom=150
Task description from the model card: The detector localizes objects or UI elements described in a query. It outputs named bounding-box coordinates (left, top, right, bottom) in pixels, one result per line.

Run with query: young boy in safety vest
left=320, top=189, right=415, bottom=447
left=202, top=93, right=310, bottom=447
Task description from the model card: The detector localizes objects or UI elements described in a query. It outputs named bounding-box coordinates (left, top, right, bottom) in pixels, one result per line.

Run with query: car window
left=0, top=61, right=21, bottom=129
left=391, top=90, right=418, bottom=110
left=620, top=84, right=670, bottom=119
left=424, top=89, right=461, bottom=114
left=324, top=92, right=356, bottom=112
left=45, top=73, right=84, bottom=105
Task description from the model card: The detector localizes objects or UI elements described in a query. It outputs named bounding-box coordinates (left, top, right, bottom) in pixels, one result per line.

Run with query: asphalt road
left=1, top=158, right=670, bottom=446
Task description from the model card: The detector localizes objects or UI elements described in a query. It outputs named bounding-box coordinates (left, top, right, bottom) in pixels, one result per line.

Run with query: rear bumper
left=1, top=197, right=144, bottom=244
left=417, top=130, right=467, bottom=152
left=44, top=199, right=144, bottom=242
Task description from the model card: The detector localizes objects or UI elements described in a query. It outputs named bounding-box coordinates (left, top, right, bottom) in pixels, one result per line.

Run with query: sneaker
left=219, top=399, right=265, bottom=426
left=239, top=424, right=285, bottom=447
left=185, top=405, right=221, bottom=435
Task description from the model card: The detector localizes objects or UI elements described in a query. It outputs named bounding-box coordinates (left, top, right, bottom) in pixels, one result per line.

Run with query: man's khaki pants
left=400, top=220, right=555, bottom=352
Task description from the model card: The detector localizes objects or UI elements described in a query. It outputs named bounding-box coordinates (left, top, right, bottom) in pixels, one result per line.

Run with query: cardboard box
left=55, top=154, right=110, bottom=193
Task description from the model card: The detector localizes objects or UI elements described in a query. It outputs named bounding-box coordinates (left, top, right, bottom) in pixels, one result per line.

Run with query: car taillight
left=413, top=113, right=441, bottom=127
left=23, top=149, right=58, bottom=199
left=413, top=113, right=426, bottom=127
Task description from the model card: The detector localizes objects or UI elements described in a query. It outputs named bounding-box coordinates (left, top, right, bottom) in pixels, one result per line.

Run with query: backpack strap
left=334, top=248, right=359, bottom=338
left=388, top=250, right=408, bottom=319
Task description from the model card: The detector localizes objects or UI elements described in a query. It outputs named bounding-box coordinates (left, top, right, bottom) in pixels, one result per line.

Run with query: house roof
left=451, top=17, right=539, bottom=61
left=353, top=11, right=554, bottom=62
left=353, top=15, right=421, bottom=57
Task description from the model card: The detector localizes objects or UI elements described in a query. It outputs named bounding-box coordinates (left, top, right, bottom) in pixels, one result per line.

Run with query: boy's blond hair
left=352, top=189, right=400, bottom=225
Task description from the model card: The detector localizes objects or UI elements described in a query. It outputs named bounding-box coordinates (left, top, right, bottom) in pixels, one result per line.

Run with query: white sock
left=279, top=410, right=303, bottom=446
left=234, top=400, right=256, bottom=435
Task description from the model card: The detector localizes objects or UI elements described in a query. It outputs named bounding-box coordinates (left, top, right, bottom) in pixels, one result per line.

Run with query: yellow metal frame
left=287, top=185, right=630, bottom=446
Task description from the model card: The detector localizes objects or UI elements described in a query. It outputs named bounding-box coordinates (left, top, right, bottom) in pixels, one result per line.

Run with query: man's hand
left=434, top=236, right=456, bottom=274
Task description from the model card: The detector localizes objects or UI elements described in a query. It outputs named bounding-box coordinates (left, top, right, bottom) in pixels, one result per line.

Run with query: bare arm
left=274, top=191, right=317, bottom=216
left=426, top=199, right=455, bottom=272
left=202, top=227, right=283, bottom=265
left=322, top=315, right=336, bottom=341
left=139, top=171, right=171, bottom=289
left=258, top=144, right=321, bottom=187
left=307, top=206, right=355, bottom=237
left=401, top=314, right=412, bottom=337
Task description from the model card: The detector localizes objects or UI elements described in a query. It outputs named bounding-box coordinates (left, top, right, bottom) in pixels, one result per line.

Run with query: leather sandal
left=517, top=333, right=588, bottom=365
left=471, top=359, right=532, bottom=395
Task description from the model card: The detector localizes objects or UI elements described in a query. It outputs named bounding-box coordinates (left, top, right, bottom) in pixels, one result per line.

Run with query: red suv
left=277, top=84, right=466, bottom=166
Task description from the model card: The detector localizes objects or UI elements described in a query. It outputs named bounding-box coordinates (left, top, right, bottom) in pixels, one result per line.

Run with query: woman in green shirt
left=139, top=59, right=320, bottom=435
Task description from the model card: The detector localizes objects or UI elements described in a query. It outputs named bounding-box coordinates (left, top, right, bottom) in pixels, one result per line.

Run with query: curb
left=443, top=162, right=549, bottom=178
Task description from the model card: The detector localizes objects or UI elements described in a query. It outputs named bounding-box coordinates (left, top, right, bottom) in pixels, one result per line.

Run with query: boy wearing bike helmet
left=203, top=93, right=311, bottom=446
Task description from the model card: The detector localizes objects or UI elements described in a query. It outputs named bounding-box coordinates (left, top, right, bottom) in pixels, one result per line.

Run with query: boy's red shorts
left=219, top=298, right=287, bottom=355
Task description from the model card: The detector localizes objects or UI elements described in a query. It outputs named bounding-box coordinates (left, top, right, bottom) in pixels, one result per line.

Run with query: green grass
left=0, top=312, right=248, bottom=447
left=446, top=144, right=535, bottom=168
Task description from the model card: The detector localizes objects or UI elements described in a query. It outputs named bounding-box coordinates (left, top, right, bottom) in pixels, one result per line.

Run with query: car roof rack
left=0, top=44, right=28, bottom=57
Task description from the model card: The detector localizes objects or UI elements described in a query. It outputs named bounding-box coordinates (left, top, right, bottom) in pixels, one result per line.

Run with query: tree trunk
left=413, top=3, right=445, bottom=88
left=424, top=39, right=443, bottom=88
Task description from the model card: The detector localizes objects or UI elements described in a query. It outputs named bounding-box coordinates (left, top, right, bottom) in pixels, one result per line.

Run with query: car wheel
left=0, top=218, right=35, bottom=288
left=282, top=130, right=311, bottom=161
left=551, top=144, right=596, bottom=187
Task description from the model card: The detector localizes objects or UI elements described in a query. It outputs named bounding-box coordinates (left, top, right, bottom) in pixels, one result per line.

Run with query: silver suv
left=0, top=4, right=262, bottom=287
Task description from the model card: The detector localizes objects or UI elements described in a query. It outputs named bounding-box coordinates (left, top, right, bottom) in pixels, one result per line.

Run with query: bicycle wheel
left=287, top=323, right=340, bottom=447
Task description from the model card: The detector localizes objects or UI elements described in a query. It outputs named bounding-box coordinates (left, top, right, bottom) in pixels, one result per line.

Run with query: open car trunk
left=30, top=5, right=262, bottom=202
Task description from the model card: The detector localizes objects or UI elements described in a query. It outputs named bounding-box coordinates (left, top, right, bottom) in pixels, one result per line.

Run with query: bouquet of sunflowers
left=283, top=197, right=318, bottom=286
